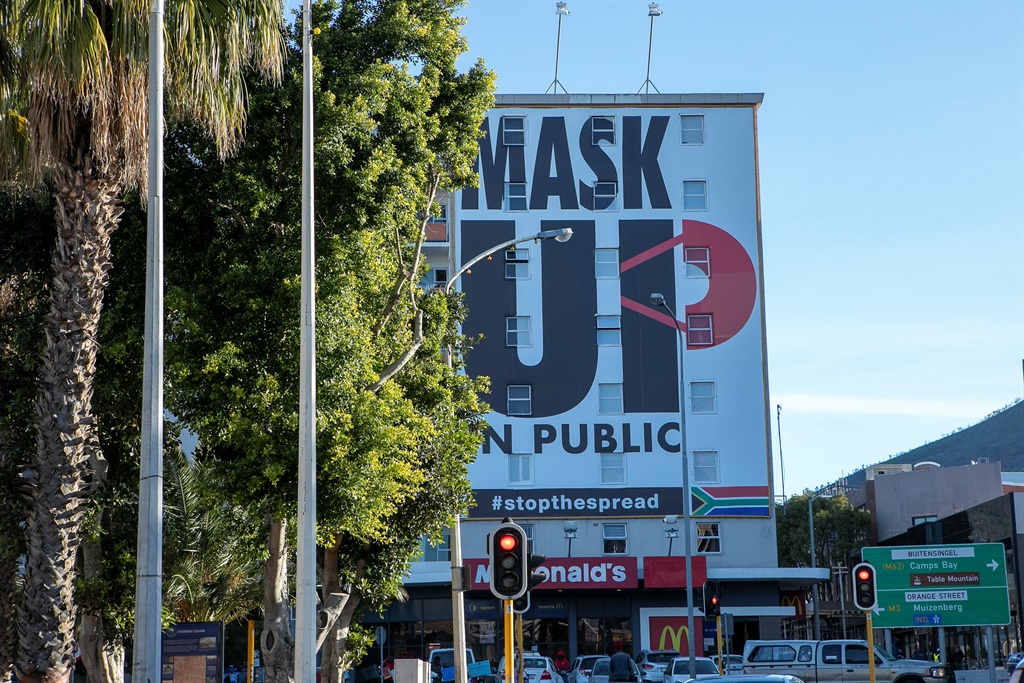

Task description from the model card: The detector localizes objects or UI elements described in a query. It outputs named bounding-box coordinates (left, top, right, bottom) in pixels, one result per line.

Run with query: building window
left=693, top=450, right=719, bottom=483
left=521, top=523, right=535, bottom=546
left=912, top=515, right=938, bottom=526
left=598, top=383, right=623, bottom=415
left=420, top=532, right=451, bottom=562
left=504, top=182, right=528, bottom=211
left=603, top=523, right=627, bottom=554
left=680, top=115, right=705, bottom=145
left=509, top=453, right=533, bottom=485
left=690, top=381, right=716, bottom=413
left=505, top=248, right=530, bottom=279
left=683, top=180, right=708, bottom=211
left=503, top=116, right=525, bottom=146
left=601, top=452, right=626, bottom=484
left=432, top=268, right=448, bottom=290
left=506, top=316, right=532, bottom=347
left=596, top=315, right=621, bottom=346
left=687, top=314, right=713, bottom=346
left=592, top=116, right=615, bottom=145
left=684, top=247, right=710, bottom=278
left=696, top=522, right=721, bottom=553
left=507, top=385, right=532, bottom=416
left=595, top=248, right=619, bottom=279
left=592, top=181, right=618, bottom=211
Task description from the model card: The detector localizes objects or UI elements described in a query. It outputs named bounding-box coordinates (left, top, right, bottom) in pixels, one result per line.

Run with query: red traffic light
left=499, top=534, right=518, bottom=551
left=856, top=568, right=871, bottom=581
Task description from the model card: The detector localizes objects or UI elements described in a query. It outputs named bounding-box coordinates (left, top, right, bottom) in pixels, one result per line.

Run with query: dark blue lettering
left=623, top=116, right=670, bottom=209
left=531, top=117, right=578, bottom=210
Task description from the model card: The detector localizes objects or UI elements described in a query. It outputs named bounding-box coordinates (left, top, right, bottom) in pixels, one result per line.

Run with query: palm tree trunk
left=17, top=151, right=122, bottom=683
left=262, top=518, right=295, bottom=683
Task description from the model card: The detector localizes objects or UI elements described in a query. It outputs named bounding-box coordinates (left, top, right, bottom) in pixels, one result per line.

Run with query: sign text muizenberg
left=862, top=543, right=1010, bottom=628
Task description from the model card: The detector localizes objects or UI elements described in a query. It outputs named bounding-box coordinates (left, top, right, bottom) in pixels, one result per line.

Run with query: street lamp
left=564, top=521, right=578, bottom=557
left=649, top=292, right=695, bottom=679
left=808, top=493, right=832, bottom=640
left=445, top=226, right=573, bottom=683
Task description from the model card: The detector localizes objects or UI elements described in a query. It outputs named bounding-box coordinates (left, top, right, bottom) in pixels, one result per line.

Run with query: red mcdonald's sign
left=779, top=590, right=806, bottom=620
left=648, top=616, right=703, bottom=656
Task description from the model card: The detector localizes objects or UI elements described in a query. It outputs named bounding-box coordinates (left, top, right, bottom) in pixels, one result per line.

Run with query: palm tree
left=0, top=3, right=284, bottom=683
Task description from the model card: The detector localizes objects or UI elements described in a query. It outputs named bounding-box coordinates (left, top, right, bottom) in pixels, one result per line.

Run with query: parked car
left=679, top=677, right=805, bottom=683
left=711, top=655, right=744, bottom=675
left=635, top=651, right=681, bottom=683
left=664, top=657, right=720, bottom=683
left=589, top=656, right=643, bottom=683
left=1007, top=653, right=1024, bottom=673
left=498, top=655, right=562, bottom=683
left=430, top=649, right=486, bottom=683
left=569, top=656, right=610, bottom=683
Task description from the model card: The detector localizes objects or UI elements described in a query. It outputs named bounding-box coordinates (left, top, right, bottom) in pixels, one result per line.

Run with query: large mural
left=456, top=105, right=770, bottom=518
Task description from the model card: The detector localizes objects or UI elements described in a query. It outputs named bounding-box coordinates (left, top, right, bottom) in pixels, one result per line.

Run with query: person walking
left=609, top=642, right=632, bottom=683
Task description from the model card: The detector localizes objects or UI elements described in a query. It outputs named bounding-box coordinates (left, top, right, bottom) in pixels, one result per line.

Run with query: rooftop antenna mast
left=546, top=2, right=570, bottom=94
left=638, top=2, right=662, bottom=94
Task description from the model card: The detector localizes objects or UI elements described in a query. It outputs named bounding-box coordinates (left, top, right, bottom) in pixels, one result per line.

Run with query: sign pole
left=866, top=611, right=876, bottom=683
left=504, top=600, right=514, bottom=683
left=517, top=613, right=525, bottom=683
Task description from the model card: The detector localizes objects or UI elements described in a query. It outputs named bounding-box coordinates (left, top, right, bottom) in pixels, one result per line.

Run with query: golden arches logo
left=657, top=625, right=690, bottom=652
left=780, top=594, right=804, bottom=618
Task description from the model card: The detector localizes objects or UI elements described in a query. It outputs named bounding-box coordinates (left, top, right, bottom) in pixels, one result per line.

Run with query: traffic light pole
left=504, top=600, right=514, bottom=683
left=866, top=611, right=876, bottom=683
left=715, top=616, right=724, bottom=674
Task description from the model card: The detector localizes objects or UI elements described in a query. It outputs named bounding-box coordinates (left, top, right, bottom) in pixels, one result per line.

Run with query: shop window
left=690, top=381, right=716, bottom=413
left=696, top=522, right=721, bottom=553
left=603, top=523, right=627, bottom=554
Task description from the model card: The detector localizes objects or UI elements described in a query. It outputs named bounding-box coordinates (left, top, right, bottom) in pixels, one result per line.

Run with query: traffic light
left=527, top=551, right=547, bottom=592
left=489, top=521, right=528, bottom=600
left=703, top=582, right=721, bottom=617
left=852, top=562, right=877, bottom=611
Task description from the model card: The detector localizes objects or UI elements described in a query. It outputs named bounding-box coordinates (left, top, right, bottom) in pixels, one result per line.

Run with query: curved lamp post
left=649, top=292, right=696, bottom=679
left=444, top=226, right=573, bottom=683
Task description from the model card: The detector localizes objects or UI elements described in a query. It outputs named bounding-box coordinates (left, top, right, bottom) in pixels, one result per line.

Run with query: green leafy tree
left=776, top=493, right=871, bottom=602
left=0, top=2, right=285, bottom=682
left=162, top=2, right=494, bottom=682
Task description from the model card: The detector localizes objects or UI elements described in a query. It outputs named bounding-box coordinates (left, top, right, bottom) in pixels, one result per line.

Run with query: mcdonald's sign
left=648, top=617, right=703, bottom=656
left=779, top=591, right=806, bottom=620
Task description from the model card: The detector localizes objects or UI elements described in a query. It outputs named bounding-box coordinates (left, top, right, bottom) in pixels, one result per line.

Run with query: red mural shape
left=620, top=219, right=757, bottom=348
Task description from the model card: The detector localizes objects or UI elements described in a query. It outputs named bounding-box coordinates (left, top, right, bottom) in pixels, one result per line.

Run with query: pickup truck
left=742, top=640, right=953, bottom=683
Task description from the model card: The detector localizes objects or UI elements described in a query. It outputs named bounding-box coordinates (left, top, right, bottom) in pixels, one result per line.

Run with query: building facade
left=364, top=93, right=820, bottom=668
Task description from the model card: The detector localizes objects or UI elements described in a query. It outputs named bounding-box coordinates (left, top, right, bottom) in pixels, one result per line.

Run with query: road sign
left=861, top=543, right=1010, bottom=628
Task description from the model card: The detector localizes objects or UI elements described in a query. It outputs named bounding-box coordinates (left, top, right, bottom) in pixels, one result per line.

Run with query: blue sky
left=290, top=0, right=1023, bottom=496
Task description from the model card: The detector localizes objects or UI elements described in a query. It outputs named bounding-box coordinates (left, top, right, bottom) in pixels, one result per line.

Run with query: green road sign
left=861, top=543, right=1010, bottom=628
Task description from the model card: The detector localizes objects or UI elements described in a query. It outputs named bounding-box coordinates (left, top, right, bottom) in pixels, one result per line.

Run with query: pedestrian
left=952, top=646, right=964, bottom=670
left=555, top=652, right=571, bottom=677
left=609, top=642, right=632, bottom=683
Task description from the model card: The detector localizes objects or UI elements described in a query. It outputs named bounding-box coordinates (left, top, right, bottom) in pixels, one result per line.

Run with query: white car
left=569, top=656, right=609, bottom=683
left=664, top=657, right=720, bottom=683
left=711, top=656, right=743, bottom=675
left=498, top=655, right=562, bottom=683
left=636, top=651, right=681, bottom=683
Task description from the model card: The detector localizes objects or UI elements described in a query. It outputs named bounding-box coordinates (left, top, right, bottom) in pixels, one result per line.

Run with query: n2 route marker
left=861, top=543, right=1010, bottom=628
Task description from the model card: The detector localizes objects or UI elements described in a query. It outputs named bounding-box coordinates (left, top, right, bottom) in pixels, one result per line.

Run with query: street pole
left=444, top=227, right=573, bottom=683
left=650, top=293, right=695, bottom=679
left=808, top=494, right=831, bottom=640
left=835, top=565, right=848, bottom=638
left=295, top=0, right=317, bottom=680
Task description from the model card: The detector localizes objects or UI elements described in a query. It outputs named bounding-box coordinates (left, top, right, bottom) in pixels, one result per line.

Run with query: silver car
left=664, top=657, right=720, bottom=683
left=636, top=651, right=681, bottom=683
left=499, top=655, right=563, bottom=683
left=569, top=656, right=610, bottom=683
left=589, top=656, right=643, bottom=683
